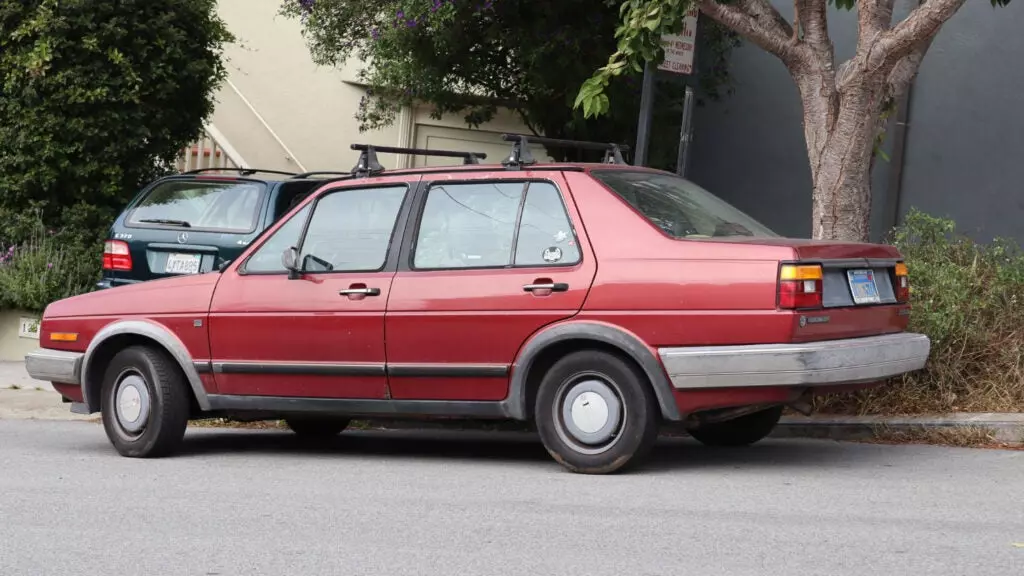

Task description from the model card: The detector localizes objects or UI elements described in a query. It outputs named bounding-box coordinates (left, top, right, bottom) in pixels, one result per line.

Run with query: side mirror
left=282, top=247, right=300, bottom=279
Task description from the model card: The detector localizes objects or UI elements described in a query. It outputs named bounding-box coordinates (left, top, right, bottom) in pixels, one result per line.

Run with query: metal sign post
left=676, top=86, right=695, bottom=177
left=633, top=5, right=699, bottom=169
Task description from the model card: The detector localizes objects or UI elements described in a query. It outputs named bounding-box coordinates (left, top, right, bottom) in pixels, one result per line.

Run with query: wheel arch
left=503, top=321, right=681, bottom=422
left=81, top=320, right=210, bottom=413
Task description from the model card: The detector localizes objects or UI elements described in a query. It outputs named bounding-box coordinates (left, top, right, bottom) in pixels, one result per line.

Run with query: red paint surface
left=52, top=383, right=84, bottom=403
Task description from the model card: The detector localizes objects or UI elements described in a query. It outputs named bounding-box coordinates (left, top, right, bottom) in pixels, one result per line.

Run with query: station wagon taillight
left=894, top=262, right=910, bottom=303
left=103, top=240, right=133, bottom=271
left=778, top=264, right=823, bottom=309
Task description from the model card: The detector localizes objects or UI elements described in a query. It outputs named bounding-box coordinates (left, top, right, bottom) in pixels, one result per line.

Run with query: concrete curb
left=774, top=413, right=1024, bottom=445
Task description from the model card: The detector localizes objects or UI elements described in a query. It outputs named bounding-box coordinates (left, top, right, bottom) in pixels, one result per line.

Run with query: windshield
left=126, top=180, right=266, bottom=233
left=590, top=170, right=779, bottom=238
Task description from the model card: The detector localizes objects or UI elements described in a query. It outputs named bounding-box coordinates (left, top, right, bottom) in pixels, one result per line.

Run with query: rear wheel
left=535, top=350, right=659, bottom=474
left=688, top=406, right=784, bottom=447
left=284, top=418, right=350, bottom=439
left=100, top=346, right=190, bottom=458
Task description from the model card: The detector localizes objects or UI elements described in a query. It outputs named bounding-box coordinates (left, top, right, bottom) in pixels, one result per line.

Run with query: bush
left=817, top=209, right=1024, bottom=415
left=0, top=0, right=232, bottom=241
left=0, top=223, right=99, bottom=314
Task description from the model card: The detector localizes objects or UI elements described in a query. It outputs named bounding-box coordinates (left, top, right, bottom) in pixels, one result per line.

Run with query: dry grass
left=816, top=210, right=1024, bottom=416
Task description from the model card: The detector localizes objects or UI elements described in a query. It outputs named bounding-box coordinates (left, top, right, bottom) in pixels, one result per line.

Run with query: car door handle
left=523, top=283, right=569, bottom=293
left=339, top=287, right=381, bottom=296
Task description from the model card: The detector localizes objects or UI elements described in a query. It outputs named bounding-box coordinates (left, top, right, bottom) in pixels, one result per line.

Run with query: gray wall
left=688, top=0, right=1021, bottom=243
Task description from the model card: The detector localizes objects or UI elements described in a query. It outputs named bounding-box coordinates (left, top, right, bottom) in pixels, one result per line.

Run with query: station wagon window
left=590, top=170, right=779, bottom=238
left=126, top=180, right=265, bottom=233
left=297, top=185, right=407, bottom=272
left=413, top=181, right=580, bottom=269
left=242, top=204, right=312, bottom=273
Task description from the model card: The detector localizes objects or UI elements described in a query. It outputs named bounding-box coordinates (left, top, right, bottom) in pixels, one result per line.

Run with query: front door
left=208, top=176, right=417, bottom=399
left=385, top=171, right=597, bottom=401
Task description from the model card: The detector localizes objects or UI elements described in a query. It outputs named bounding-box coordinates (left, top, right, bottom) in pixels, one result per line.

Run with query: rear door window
left=126, top=180, right=266, bottom=233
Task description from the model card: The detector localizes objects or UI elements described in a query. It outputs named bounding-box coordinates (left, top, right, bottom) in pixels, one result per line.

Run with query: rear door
left=384, top=171, right=597, bottom=401
left=117, top=177, right=269, bottom=281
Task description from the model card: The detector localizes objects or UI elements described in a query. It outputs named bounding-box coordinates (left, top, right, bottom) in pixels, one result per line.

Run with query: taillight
left=102, top=240, right=133, bottom=271
left=778, top=264, right=823, bottom=309
left=894, top=262, right=910, bottom=303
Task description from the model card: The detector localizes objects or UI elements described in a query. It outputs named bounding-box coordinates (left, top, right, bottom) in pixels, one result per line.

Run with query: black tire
left=535, top=350, right=659, bottom=474
left=688, top=406, right=784, bottom=447
left=100, top=346, right=190, bottom=458
left=284, top=418, right=350, bottom=438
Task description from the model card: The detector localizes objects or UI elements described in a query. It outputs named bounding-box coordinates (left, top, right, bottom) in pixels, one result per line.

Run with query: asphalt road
left=1, top=420, right=1021, bottom=576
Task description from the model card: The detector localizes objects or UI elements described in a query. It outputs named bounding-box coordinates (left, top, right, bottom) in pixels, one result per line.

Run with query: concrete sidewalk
left=0, top=361, right=51, bottom=392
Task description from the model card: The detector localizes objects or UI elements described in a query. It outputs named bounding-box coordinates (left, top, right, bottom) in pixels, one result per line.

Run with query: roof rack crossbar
left=349, top=144, right=487, bottom=176
left=500, top=134, right=536, bottom=169
left=500, top=133, right=631, bottom=166
left=182, top=167, right=299, bottom=177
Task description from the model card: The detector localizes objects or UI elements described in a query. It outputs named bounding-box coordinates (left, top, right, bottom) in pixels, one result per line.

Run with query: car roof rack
left=181, top=167, right=300, bottom=178
left=500, top=133, right=631, bottom=168
left=289, top=171, right=356, bottom=180
left=349, top=144, right=488, bottom=177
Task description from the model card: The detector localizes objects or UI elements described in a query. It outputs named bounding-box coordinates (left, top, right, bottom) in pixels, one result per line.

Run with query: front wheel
left=535, top=350, right=659, bottom=474
left=688, top=406, right=784, bottom=447
left=100, top=346, right=190, bottom=458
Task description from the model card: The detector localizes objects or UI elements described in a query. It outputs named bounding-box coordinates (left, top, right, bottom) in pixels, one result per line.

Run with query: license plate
left=847, top=269, right=881, bottom=304
left=165, top=253, right=201, bottom=275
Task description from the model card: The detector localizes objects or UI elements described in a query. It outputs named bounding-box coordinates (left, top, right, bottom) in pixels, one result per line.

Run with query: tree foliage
left=283, top=0, right=740, bottom=168
left=576, top=0, right=1013, bottom=241
left=0, top=0, right=233, bottom=247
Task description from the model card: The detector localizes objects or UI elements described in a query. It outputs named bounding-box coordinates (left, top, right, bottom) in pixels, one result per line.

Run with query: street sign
left=657, top=6, right=699, bottom=75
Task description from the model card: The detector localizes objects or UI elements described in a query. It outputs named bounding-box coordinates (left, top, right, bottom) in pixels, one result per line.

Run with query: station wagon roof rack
left=500, top=133, right=631, bottom=168
left=181, top=167, right=300, bottom=178
left=349, top=144, right=488, bottom=178
left=289, top=171, right=356, bottom=180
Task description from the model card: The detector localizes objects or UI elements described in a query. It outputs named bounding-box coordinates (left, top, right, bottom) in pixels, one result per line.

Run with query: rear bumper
left=658, top=333, right=930, bottom=390
left=25, top=348, right=84, bottom=386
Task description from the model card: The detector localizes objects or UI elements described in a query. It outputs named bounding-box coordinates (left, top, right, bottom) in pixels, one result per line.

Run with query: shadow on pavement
left=159, top=427, right=866, bottom=473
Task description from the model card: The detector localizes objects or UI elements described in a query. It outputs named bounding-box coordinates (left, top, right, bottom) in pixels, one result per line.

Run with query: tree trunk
left=799, top=83, right=881, bottom=243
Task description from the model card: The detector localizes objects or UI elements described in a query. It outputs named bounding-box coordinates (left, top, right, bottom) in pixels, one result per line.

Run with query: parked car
left=25, top=136, right=930, bottom=474
left=98, top=168, right=350, bottom=289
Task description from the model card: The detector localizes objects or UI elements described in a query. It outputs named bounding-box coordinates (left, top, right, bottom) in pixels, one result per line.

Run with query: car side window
left=243, top=204, right=312, bottom=273
left=413, top=182, right=524, bottom=269
left=513, top=182, right=581, bottom=267
left=298, top=185, right=407, bottom=273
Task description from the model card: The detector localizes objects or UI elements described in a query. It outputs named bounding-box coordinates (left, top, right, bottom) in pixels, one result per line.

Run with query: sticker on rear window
left=542, top=247, right=562, bottom=263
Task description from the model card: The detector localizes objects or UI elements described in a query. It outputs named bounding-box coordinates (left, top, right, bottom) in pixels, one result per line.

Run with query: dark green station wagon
left=98, top=168, right=347, bottom=289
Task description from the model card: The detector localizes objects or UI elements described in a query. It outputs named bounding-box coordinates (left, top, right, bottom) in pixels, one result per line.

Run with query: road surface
left=1, top=420, right=1021, bottom=575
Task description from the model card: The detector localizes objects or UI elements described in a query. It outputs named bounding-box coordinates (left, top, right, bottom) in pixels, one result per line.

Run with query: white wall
left=211, top=0, right=541, bottom=173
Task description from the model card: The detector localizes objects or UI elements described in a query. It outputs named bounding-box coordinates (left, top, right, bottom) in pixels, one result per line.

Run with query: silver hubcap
left=558, top=376, right=624, bottom=454
left=115, top=373, right=150, bottom=434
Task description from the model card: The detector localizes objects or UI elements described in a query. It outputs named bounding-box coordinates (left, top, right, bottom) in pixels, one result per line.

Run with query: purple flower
left=46, top=263, right=53, bottom=269
left=371, top=28, right=380, bottom=39
left=431, top=0, right=441, bottom=11
left=396, top=10, right=404, bottom=19
left=298, top=0, right=315, bottom=12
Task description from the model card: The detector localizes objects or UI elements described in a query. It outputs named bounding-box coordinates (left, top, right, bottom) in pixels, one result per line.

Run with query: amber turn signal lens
left=779, top=264, right=823, bottom=281
left=50, top=332, right=78, bottom=342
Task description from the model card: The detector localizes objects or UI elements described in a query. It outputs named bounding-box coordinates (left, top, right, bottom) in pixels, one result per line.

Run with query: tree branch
left=885, top=34, right=934, bottom=102
left=876, top=0, right=966, bottom=65
left=797, top=0, right=830, bottom=49
left=697, top=0, right=799, bottom=62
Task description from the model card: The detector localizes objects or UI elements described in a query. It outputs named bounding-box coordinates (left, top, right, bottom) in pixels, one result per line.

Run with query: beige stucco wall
left=211, top=0, right=540, bottom=173
left=0, top=310, right=40, bottom=363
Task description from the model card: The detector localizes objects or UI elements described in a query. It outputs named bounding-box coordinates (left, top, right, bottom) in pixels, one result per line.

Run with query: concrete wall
left=0, top=310, right=40, bottom=363
left=687, top=0, right=1024, bottom=243
left=211, top=0, right=539, bottom=173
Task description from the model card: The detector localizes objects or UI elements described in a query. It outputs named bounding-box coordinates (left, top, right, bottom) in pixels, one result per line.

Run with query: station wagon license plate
left=165, top=253, right=201, bottom=275
left=847, top=269, right=881, bottom=305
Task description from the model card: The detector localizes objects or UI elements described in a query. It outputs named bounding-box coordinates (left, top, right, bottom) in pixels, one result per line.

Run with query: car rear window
left=590, top=170, right=779, bottom=238
left=126, top=180, right=266, bottom=233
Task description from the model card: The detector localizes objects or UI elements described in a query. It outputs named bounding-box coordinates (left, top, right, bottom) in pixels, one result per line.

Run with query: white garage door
left=411, top=125, right=553, bottom=168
